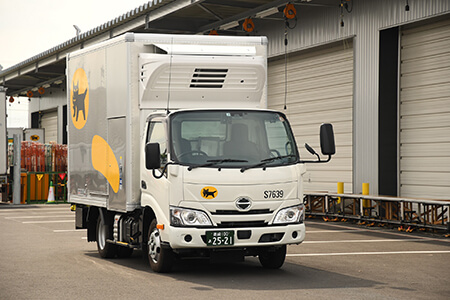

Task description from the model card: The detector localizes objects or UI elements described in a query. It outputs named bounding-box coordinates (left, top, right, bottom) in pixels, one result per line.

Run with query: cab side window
left=147, top=121, right=167, bottom=167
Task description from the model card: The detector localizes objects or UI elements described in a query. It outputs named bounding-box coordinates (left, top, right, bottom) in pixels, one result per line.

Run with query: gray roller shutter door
left=40, top=110, right=58, bottom=143
left=399, top=18, right=450, bottom=200
left=268, top=42, right=354, bottom=193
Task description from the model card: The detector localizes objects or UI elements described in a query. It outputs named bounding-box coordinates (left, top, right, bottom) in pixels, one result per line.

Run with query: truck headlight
left=170, top=207, right=212, bottom=227
left=273, top=204, right=304, bottom=224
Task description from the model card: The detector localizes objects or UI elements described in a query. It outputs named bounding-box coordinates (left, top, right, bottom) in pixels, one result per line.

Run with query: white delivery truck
left=68, top=33, right=335, bottom=272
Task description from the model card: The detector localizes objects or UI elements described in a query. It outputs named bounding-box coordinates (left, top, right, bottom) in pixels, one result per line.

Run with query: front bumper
left=165, top=223, right=305, bottom=249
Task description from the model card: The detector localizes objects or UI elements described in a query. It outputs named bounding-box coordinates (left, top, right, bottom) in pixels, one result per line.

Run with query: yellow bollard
left=337, top=182, right=344, bottom=204
left=362, top=183, right=370, bottom=216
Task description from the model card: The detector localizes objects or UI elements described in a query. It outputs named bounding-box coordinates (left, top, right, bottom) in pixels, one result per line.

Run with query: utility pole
left=13, top=134, right=21, bottom=205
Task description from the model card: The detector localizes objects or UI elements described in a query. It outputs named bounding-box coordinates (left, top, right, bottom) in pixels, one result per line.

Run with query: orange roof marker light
left=284, top=3, right=297, bottom=19
left=243, top=18, right=255, bottom=32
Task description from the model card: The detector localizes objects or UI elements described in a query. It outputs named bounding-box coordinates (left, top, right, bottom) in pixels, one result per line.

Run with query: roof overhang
left=0, top=0, right=335, bottom=96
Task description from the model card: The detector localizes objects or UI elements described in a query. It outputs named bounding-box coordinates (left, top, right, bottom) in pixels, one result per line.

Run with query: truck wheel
left=148, top=219, right=174, bottom=273
left=258, top=245, right=286, bottom=269
left=117, top=246, right=134, bottom=258
left=96, top=216, right=117, bottom=258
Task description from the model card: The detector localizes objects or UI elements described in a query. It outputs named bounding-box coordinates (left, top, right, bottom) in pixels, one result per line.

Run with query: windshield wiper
left=187, top=159, right=248, bottom=171
left=240, top=155, right=297, bottom=173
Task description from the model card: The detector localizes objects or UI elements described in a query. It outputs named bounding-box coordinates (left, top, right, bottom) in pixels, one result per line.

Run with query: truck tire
left=258, top=245, right=286, bottom=269
left=148, top=219, right=174, bottom=273
left=96, top=216, right=117, bottom=258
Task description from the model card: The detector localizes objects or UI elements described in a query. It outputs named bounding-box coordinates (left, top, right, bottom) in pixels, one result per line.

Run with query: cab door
left=140, top=117, right=170, bottom=219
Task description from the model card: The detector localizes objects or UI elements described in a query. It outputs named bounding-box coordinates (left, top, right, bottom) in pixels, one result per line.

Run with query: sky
left=1, top=0, right=150, bottom=127
left=0, top=0, right=150, bottom=70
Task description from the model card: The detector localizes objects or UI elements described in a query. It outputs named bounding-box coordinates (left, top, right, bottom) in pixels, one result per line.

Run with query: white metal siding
left=40, top=110, right=58, bottom=143
left=399, top=18, right=450, bottom=200
left=268, top=42, right=353, bottom=193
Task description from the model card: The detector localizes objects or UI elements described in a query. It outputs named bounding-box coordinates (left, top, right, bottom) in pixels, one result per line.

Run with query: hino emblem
left=235, top=197, right=252, bottom=211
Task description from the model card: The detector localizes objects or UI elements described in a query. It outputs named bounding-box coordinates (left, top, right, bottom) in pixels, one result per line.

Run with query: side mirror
left=145, top=143, right=161, bottom=170
left=320, top=123, right=335, bottom=156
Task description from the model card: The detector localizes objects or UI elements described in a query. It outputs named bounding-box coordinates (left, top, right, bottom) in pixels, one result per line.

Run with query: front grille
left=212, top=209, right=272, bottom=215
left=217, top=221, right=267, bottom=228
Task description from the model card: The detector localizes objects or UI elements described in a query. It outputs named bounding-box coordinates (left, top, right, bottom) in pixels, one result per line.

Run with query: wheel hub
left=148, top=229, right=161, bottom=263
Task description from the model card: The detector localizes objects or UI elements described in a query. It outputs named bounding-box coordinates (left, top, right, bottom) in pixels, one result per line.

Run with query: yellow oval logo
left=30, top=135, right=40, bottom=141
left=91, top=135, right=120, bottom=193
left=70, top=68, right=89, bottom=129
left=201, top=186, right=218, bottom=199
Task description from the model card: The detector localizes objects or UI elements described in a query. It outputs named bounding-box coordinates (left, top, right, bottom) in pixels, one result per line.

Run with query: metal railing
left=304, top=192, right=450, bottom=233
left=23, top=171, right=67, bottom=203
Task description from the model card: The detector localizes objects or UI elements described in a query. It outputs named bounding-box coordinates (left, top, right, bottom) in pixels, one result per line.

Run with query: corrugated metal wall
left=268, top=42, right=354, bottom=193
left=399, top=18, right=450, bottom=200
left=40, top=110, right=58, bottom=143
left=259, top=0, right=450, bottom=194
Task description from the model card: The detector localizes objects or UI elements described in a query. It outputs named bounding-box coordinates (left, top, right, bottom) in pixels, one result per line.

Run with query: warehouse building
left=1, top=0, right=449, bottom=199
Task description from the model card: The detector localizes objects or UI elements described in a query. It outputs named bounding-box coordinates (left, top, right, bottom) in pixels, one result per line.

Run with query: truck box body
left=68, top=33, right=268, bottom=212
left=24, top=128, right=44, bottom=142
left=7, top=127, right=23, bottom=144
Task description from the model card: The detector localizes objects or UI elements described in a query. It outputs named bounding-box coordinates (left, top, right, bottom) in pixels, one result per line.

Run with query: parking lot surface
left=1, top=204, right=449, bottom=299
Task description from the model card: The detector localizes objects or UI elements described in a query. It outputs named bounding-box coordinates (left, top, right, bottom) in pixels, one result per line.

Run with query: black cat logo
left=202, top=187, right=218, bottom=199
left=71, top=68, right=89, bottom=130
left=72, top=81, right=87, bottom=121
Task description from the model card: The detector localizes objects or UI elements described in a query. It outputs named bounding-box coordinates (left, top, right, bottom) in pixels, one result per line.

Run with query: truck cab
left=142, top=109, right=333, bottom=272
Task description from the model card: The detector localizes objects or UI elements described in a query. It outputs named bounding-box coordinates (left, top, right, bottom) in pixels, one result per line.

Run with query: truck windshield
left=170, top=110, right=299, bottom=169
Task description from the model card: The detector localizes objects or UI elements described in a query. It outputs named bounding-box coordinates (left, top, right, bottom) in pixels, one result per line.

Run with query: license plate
left=206, top=231, right=234, bottom=246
